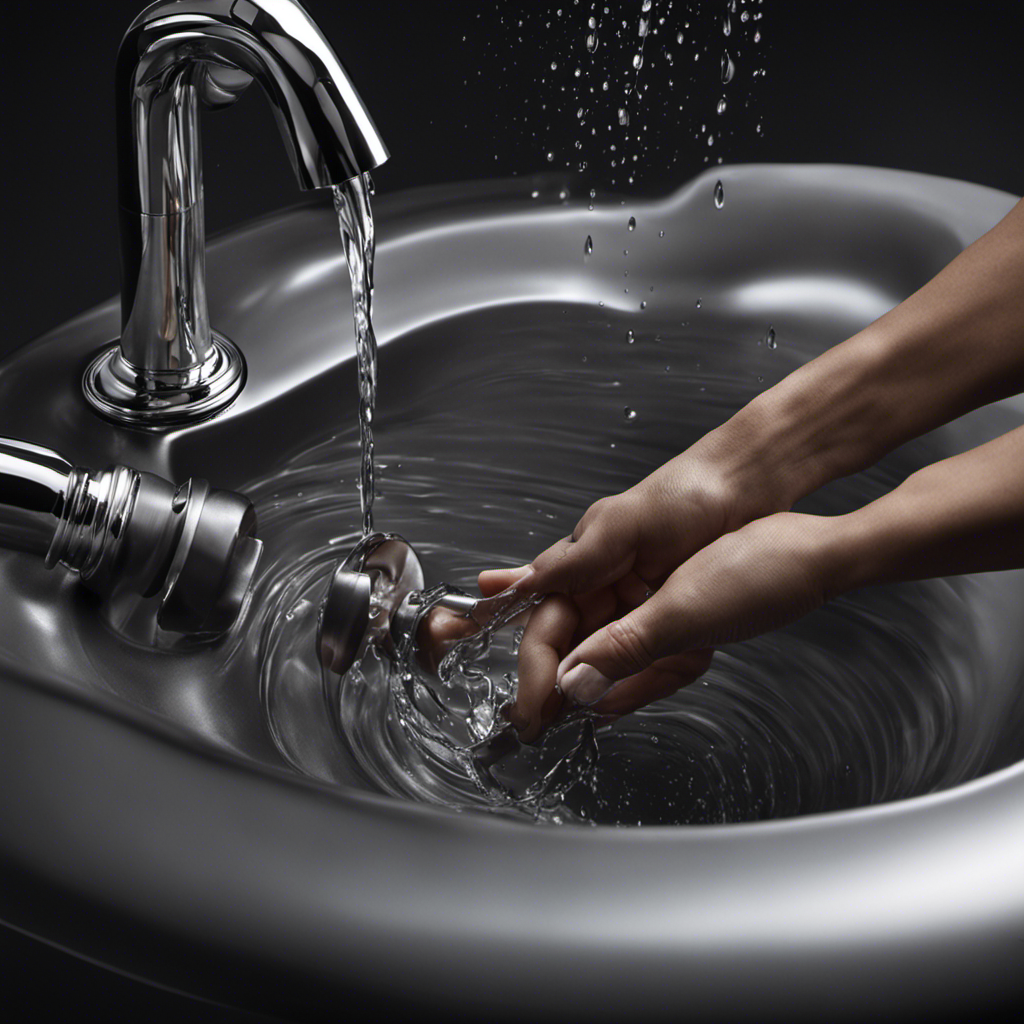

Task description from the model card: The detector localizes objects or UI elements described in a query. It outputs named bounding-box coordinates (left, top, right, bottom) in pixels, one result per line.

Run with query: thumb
left=555, top=591, right=680, bottom=705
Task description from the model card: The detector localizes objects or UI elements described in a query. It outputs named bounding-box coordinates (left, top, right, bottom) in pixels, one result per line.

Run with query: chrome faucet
left=84, top=0, right=388, bottom=428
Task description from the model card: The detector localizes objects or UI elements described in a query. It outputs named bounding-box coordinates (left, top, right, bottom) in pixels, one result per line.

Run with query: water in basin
left=250, top=295, right=1019, bottom=825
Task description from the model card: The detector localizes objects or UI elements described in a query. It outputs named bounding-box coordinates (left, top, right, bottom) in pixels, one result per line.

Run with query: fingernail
left=560, top=663, right=616, bottom=706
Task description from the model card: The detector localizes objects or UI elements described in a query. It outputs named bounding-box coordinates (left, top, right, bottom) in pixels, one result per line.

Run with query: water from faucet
left=333, top=174, right=378, bottom=536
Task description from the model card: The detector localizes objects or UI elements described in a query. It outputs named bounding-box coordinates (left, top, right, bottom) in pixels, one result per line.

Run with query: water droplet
left=721, top=51, right=735, bottom=84
left=551, top=61, right=558, bottom=71
left=586, top=31, right=599, bottom=52
left=584, top=235, right=593, bottom=260
left=627, top=215, right=636, bottom=231
left=714, top=180, right=725, bottom=208
left=764, top=325, right=777, bottom=349
left=641, top=0, right=652, bottom=10
left=633, top=52, right=643, bottom=70
left=717, top=96, right=727, bottom=115
left=639, top=300, right=647, bottom=309
left=589, top=188, right=596, bottom=199
left=723, top=14, right=731, bottom=36
left=546, top=151, right=555, bottom=162
left=695, top=298, right=702, bottom=308
left=602, top=80, right=610, bottom=91
left=659, top=229, right=665, bottom=237
left=624, top=407, right=637, bottom=420
left=626, top=329, right=635, bottom=344
left=618, top=107, right=630, bottom=125
left=676, top=30, right=684, bottom=44
left=639, top=17, right=649, bottom=38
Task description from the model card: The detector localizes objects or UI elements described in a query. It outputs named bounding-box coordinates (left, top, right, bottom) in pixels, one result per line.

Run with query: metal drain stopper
left=318, top=533, right=479, bottom=677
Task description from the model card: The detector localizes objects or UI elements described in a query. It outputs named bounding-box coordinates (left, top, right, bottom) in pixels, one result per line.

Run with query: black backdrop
left=2, top=2, right=1023, bottom=1021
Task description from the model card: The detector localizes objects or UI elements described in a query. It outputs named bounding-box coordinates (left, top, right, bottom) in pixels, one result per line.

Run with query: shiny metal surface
left=86, top=0, right=388, bottom=427
left=319, top=531, right=493, bottom=678
left=0, top=435, right=261, bottom=634
left=1, top=166, right=1023, bottom=1019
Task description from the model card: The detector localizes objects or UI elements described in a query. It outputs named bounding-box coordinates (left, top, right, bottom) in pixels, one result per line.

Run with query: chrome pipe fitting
left=0, top=436, right=262, bottom=635
left=85, top=0, right=389, bottom=428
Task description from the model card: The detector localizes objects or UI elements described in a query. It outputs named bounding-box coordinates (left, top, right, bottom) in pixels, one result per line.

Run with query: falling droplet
left=639, top=300, right=647, bottom=309
left=584, top=235, right=593, bottom=260
left=676, top=30, right=684, bottom=44
left=586, top=29, right=599, bottom=52
left=717, top=96, right=727, bottom=115
left=618, top=107, right=630, bottom=125
left=547, top=151, right=555, bottom=162
left=659, top=229, right=665, bottom=237
left=628, top=216, right=636, bottom=231
left=624, top=407, right=637, bottom=420
left=723, top=14, right=731, bottom=36
left=721, top=51, right=735, bottom=84
left=639, top=17, right=649, bottom=38
left=633, top=52, right=644, bottom=70
left=764, top=325, right=777, bottom=349
left=714, top=180, right=725, bottom=208
left=551, top=61, right=558, bottom=71
left=641, top=0, right=652, bottom=10
left=695, top=298, right=702, bottom=308
left=626, top=329, right=635, bottom=344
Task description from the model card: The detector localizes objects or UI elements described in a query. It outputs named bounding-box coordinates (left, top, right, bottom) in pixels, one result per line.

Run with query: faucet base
left=83, top=332, right=245, bottom=429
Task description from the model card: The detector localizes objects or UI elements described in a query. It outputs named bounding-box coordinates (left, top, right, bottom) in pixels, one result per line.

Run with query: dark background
left=2, top=1, right=1022, bottom=1021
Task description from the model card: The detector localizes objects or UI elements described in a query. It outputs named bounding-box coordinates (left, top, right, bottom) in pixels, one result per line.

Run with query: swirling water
left=251, top=300, right=1021, bottom=826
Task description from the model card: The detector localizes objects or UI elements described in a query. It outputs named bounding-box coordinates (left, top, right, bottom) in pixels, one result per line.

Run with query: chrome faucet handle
left=84, top=0, right=388, bottom=429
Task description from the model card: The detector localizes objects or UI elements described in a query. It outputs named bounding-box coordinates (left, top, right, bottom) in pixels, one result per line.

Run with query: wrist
left=710, top=323, right=899, bottom=515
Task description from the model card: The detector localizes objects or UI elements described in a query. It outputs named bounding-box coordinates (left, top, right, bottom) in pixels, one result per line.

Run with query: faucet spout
left=84, top=0, right=388, bottom=429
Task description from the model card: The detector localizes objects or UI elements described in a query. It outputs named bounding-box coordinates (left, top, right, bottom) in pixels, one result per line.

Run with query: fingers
left=480, top=495, right=643, bottom=600
left=586, top=649, right=714, bottom=717
left=510, top=593, right=579, bottom=743
left=557, top=513, right=831, bottom=710
left=555, top=588, right=681, bottom=706
left=478, top=564, right=532, bottom=597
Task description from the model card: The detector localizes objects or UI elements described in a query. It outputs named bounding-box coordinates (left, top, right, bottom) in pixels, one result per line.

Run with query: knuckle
left=604, top=615, right=656, bottom=674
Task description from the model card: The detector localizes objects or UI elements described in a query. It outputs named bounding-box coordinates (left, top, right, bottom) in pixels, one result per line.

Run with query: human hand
left=478, top=441, right=795, bottom=741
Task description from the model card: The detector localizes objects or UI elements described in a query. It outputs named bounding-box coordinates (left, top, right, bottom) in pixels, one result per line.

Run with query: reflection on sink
left=1, top=166, right=1022, bottom=1019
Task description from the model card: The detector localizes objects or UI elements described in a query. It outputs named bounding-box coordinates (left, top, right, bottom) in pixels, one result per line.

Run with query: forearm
left=830, top=424, right=1024, bottom=592
left=704, top=198, right=1024, bottom=516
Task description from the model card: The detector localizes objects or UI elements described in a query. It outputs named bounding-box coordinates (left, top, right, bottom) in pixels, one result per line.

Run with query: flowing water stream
left=333, top=174, right=378, bottom=535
